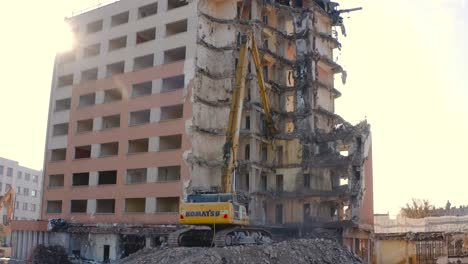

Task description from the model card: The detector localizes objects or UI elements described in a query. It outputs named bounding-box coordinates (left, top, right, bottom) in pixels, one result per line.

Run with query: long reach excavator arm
left=222, top=33, right=276, bottom=194
left=169, top=32, right=275, bottom=247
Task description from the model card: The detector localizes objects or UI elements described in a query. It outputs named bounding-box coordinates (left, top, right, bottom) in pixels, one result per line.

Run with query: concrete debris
left=25, top=245, right=71, bottom=264
left=116, top=239, right=362, bottom=264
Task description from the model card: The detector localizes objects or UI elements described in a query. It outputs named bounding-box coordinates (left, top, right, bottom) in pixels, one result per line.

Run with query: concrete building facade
left=374, top=214, right=468, bottom=264
left=11, top=0, right=373, bottom=262
left=0, top=157, right=42, bottom=222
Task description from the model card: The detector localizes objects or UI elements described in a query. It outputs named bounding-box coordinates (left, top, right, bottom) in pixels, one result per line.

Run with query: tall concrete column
left=11, top=231, right=17, bottom=259
left=89, top=172, right=99, bottom=186
left=44, top=231, right=49, bottom=246
left=32, top=231, right=38, bottom=252
left=150, top=108, right=161, bottom=123
left=147, top=167, right=158, bottom=183
left=87, top=199, right=97, bottom=214
left=38, top=231, right=44, bottom=246
left=149, top=137, right=160, bottom=152
left=145, top=237, right=153, bottom=248
left=95, top=90, right=105, bottom=104
left=152, top=79, right=162, bottom=94
left=91, top=144, right=100, bottom=158
left=146, top=197, right=156, bottom=214
left=27, top=231, right=33, bottom=259
left=93, top=117, right=103, bottom=131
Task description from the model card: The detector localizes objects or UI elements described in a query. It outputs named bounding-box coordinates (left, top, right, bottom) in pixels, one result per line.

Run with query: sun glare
left=56, top=22, right=75, bottom=53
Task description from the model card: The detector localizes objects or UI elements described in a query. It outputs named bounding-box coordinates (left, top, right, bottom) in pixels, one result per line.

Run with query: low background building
left=374, top=213, right=468, bottom=264
left=0, top=157, right=43, bottom=245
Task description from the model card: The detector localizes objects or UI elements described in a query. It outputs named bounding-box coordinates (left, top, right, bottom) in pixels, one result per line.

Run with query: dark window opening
left=72, top=172, right=89, bottom=186
left=75, top=145, right=91, bottom=159
left=98, top=170, right=117, bottom=185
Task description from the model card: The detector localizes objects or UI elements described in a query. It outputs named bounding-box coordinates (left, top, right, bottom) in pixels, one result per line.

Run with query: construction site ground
left=116, top=238, right=363, bottom=264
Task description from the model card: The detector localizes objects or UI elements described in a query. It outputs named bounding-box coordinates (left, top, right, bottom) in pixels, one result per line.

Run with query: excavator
left=0, top=188, right=15, bottom=250
left=168, top=31, right=276, bottom=247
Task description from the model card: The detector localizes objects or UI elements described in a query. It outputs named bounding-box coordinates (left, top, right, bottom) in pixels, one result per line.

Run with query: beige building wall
left=0, top=157, right=43, bottom=221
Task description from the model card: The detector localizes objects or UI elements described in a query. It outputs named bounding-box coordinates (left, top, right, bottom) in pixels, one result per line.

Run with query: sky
left=0, top=0, right=466, bottom=215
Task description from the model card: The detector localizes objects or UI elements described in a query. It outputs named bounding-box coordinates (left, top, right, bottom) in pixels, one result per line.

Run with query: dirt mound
left=117, top=239, right=362, bottom=264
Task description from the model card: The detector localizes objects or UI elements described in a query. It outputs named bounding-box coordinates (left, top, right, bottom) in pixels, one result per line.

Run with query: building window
left=30, top=204, right=36, bottom=212
left=164, top=47, right=186, bottom=64
left=5, top=184, right=11, bottom=191
left=15, top=202, right=19, bottom=209
left=156, top=197, right=179, bottom=212
left=70, top=200, right=87, bottom=213
left=303, top=173, right=310, bottom=188
left=53, top=123, right=69, bottom=136
left=138, top=2, right=158, bottom=19
left=57, top=74, right=73, bottom=88
left=100, top=142, right=119, bottom=157
left=25, top=173, right=30, bottom=181
left=160, top=105, right=183, bottom=121
left=126, top=168, right=147, bottom=184
left=81, top=68, right=98, bottom=82
left=51, top=149, right=66, bottom=162
left=111, top=11, right=129, bottom=27
left=98, top=171, right=117, bottom=185
left=72, top=172, right=90, bottom=186
left=245, top=144, right=250, bottom=160
left=125, top=198, right=146, bottom=213
left=261, top=143, right=268, bottom=162
left=109, top=36, right=127, bottom=51
left=78, top=93, right=96, bottom=107
left=133, top=54, right=154, bottom=71
left=136, top=28, right=156, bottom=45
left=132, top=82, right=152, bottom=98
left=49, top=174, right=64, bottom=187
left=77, top=119, right=93, bottom=133
left=75, top=145, right=92, bottom=159
left=32, top=175, right=38, bottom=183
left=159, top=135, right=182, bottom=151
left=101, top=114, right=120, bottom=130
left=46, top=200, right=62, bottom=214
left=157, top=166, right=180, bottom=182
left=275, top=204, right=283, bottom=224
left=96, top=199, right=115, bottom=214
left=16, top=187, right=21, bottom=194
left=83, top=43, right=100, bottom=58
left=162, top=75, right=185, bottom=92
left=276, top=174, right=284, bottom=192
left=6, top=168, right=13, bottom=177
left=260, top=173, right=267, bottom=191
left=23, top=202, right=28, bottom=210
left=23, top=188, right=29, bottom=196
left=31, top=190, right=37, bottom=197
left=168, top=0, right=188, bottom=10
left=86, top=20, right=103, bottom=34
left=0, top=166, right=3, bottom=175
left=0, top=182, right=2, bottom=192
left=165, top=19, right=188, bottom=37
left=128, top=138, right=149, bottom=154
left=106, top=61, right=125, bottom=77
left=104, top=88, right=123, bottom=103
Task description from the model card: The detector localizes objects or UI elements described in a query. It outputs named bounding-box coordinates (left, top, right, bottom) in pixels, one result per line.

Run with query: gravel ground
left=116, top=238, right=363, bottom=264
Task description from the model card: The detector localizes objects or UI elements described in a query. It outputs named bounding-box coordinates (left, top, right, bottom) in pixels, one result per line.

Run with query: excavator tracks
left=214, top=227, right=272, bottom=247
left=168, top=226, right=213, bottom=247
left=168, top=226, right=272, bottom=247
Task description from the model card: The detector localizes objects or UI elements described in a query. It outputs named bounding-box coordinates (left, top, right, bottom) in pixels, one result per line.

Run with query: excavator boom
left=172, top=6, right=275, bottom=246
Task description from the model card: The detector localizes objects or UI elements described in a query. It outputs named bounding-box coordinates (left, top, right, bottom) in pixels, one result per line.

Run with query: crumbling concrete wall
left=183, top=0, right=372, bottom=239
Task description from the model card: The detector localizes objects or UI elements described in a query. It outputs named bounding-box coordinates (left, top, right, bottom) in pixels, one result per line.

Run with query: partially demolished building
left=11, top=0, right=373, bottom=262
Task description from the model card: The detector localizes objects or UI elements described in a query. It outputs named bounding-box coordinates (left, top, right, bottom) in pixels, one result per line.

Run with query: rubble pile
left=117, top=239, right=362, bottom=264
